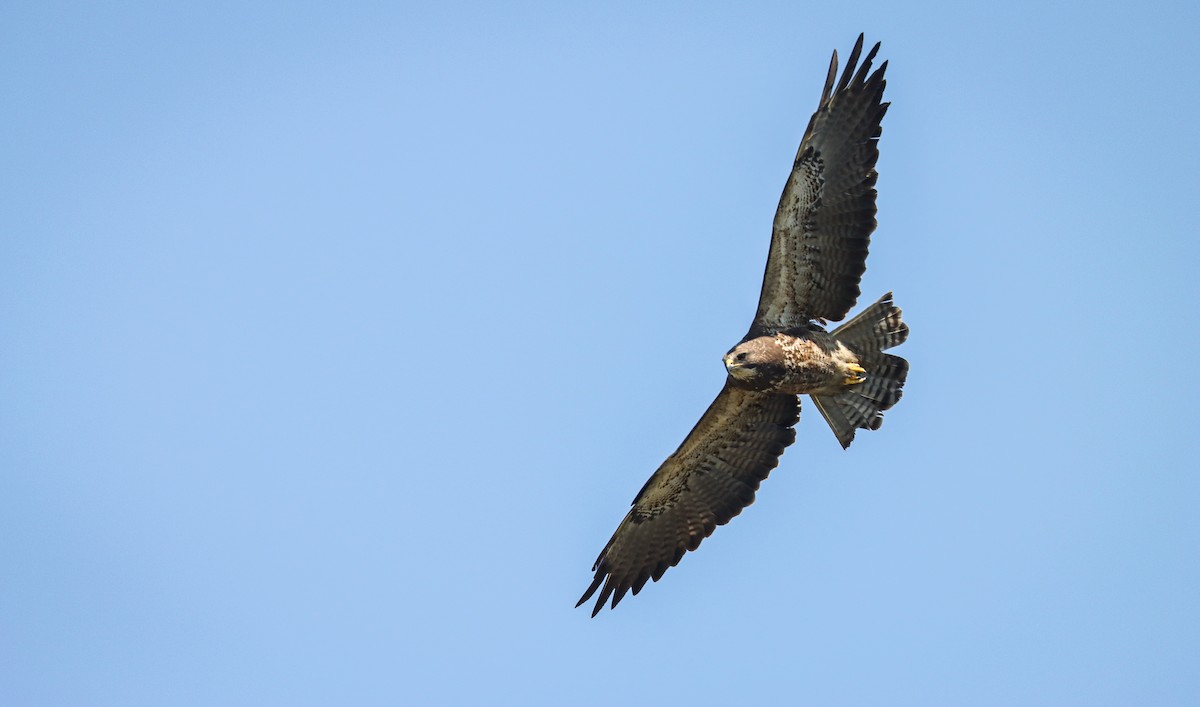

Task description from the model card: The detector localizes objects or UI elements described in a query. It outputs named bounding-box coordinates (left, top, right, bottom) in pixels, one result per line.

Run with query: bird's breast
left=770, top=332, right=843, bottom=395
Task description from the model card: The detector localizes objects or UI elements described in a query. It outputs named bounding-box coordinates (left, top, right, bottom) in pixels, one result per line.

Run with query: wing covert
left=752, top=34, right=889, bottom=332
left=577, top=383, right=799, bottom=616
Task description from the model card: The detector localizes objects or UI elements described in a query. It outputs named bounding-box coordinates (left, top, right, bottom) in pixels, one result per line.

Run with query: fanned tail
left=813, top=292, right=909, bottom=449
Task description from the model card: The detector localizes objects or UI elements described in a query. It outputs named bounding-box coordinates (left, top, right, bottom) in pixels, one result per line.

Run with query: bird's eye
left=735, top=352, right=748, bottom=362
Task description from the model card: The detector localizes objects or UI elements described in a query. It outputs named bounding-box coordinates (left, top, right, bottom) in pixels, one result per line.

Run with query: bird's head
left=723, top=337, right=786, bottom=390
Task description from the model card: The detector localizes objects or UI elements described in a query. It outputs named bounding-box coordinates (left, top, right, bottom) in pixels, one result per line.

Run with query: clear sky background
left=3, top=2, right=1198, bottom=705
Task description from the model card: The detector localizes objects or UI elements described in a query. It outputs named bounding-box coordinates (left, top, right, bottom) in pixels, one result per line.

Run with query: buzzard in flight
left=578, top=35, right=909, bottom=616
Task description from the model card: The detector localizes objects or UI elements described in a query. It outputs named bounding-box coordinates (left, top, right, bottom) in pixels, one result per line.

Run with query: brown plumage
left=578, top=35, right=909, bottom=617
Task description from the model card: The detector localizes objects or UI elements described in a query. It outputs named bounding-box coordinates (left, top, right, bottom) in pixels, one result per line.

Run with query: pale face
left=722, top=337, right=786, bottom=389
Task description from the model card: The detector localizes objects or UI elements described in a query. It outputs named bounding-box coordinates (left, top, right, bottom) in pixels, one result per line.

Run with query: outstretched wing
left=751, top=35, right=889, bottom=333
left=577, top=383, right=799, bottom=616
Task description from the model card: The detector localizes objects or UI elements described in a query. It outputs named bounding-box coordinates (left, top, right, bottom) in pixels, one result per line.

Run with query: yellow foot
left=844, top=363, right=867, bottom=385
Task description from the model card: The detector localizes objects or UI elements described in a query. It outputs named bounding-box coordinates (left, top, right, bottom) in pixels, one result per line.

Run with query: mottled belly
left=774, top=334, right=843, bottom=395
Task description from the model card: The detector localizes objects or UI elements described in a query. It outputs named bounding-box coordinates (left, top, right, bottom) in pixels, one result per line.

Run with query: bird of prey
left=577, top=35, right=909, bottom=616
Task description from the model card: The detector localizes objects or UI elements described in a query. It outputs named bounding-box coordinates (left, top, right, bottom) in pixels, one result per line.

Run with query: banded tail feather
left=814, top=292, right=909, bottom=448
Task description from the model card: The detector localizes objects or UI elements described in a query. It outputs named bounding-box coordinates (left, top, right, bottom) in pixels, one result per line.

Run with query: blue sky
left=3, top=2, right=1199, bottom=705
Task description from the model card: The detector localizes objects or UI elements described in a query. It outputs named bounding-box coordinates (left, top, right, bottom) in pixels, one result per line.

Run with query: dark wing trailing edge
left=577, top=384, right=799, bottom=616
left=751, top=34, right=889, bottom=333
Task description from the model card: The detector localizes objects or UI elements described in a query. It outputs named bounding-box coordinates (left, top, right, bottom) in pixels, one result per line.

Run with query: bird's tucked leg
left=843, top=363, right=866, bottom=386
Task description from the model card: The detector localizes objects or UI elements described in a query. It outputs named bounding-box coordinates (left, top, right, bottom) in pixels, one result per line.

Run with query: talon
left=844, top=363, right=866, bottom=385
